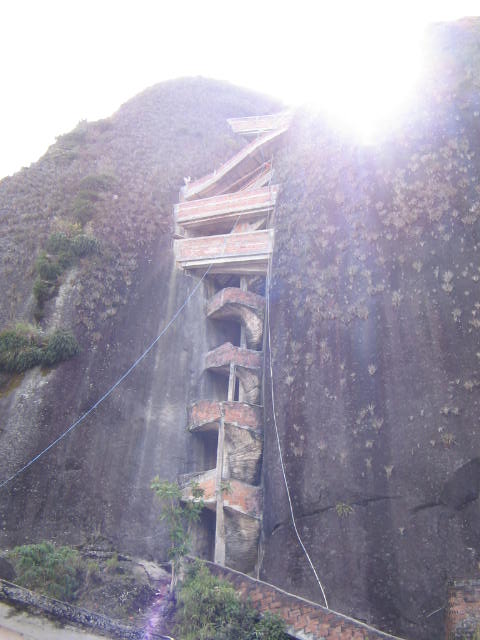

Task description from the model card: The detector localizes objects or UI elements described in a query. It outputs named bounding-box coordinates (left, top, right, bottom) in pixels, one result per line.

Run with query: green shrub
left=14, top=346, right=45, bottom=372
left=86, top=560, right=100, bottom=583
left=46, top=232, right=73, bottom=255
left=8, top=542, right=81, bottom=601
left=56, top=250, right=75, bottom=270
left=71, top=234, right=100, bottom=257
left=46, top=231, right=99, bottom=260
left=72, top=197, right=96, bottom=225
left=56, top=129, right=87, bottom=150
left=33, top=277, right=56, bottom=306
left=78, top=173, right=116, bottom=192
left=42, top=329, right=80, bottom=366
left=68, top=173, right=116, bottom=225
left=175, top=561, right=288, bottom=640
left=76, top=189, right=101, bottom=203
left=105, top=552, right=119, bottom=574
left=0, top=326, right=44, bottom=372
left=33, top=232, right=99, bottom=311
left=0, top=325, right=79, bottom=373
left=35, top=252, right=62, bottom=282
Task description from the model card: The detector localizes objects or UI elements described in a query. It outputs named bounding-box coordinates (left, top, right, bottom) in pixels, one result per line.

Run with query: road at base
left=0, top=602, right=111, bottom=639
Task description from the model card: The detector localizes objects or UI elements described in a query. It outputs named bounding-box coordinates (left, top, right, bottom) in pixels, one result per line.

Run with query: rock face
left=1, top=18, right=480, bottom=640
left=260, top=18, right=480, bottom=640
left=0, top=78, right=279, bottom=560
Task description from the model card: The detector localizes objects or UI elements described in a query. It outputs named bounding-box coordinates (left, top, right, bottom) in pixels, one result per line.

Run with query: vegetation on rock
left=8, top=542, right=82, bottom=601
left=0, top=324, right=79, bottom=373
left=6, top=540, right=158, bottom=620
left=151, top=478, right=204, bottom=589
left=33, top=228, right=99, bottom=316
left=175, top=561, right=288, bottom=640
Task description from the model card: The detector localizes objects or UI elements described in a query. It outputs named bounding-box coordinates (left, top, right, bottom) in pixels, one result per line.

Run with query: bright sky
left=0, top=0, right=478, bottom=179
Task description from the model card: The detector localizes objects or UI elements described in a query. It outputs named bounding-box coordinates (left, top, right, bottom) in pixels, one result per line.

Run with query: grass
left=78, top=173, right=116, bottom=192
left=6, top=541, right=155, bottom=617
left=33, top=231, right=99, bottom=313
left=71, top=174, right=116, bottom=224
left=8, top=542, right=82, bottom=601
left=335, top=502, right=354, bottom=518
left=0, top=324, right=79, bottom=373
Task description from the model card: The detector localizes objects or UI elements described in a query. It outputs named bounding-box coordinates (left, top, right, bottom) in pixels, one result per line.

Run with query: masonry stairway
left=173, top=111, right=290, bottom=574
left=170, top=111, right=415, bottom=640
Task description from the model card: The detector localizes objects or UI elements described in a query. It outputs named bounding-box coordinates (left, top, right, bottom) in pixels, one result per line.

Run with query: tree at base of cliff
left=150, top=477, right=204, bottom=591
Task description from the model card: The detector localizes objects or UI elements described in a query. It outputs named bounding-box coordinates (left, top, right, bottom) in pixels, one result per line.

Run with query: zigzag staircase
left=174, top=111, right=290, bottom=574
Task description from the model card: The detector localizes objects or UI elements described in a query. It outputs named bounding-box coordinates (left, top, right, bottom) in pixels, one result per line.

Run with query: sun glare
left=0, top=0, right=478, bottom=177
left=292, top=8, right=429, bottom=143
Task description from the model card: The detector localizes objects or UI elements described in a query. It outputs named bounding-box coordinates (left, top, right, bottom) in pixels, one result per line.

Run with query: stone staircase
left=173, top=111, right=290, bottom=574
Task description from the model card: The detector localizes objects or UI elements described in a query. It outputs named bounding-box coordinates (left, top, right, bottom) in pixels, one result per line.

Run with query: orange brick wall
left=207, top=287, right=264, bottom=317
left=174, top=229, right=273, bottom=261
left=176, top=187, right=277, bottom=222
left=189, top=400, right=262, bottom=431
left=446, top=579, right=480, bottom=639
left=223, top=479, right=262, bottom=515
left=205, top=342, right=262, bottom=370
left=189, top=558, right=405, bottom=640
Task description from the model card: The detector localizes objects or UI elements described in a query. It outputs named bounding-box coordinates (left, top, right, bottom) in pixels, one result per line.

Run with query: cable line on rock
left=0, top=264, right=212, bottom=491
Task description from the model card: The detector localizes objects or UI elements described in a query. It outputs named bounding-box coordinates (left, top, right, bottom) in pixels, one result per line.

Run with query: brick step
left=174, top=229, right=273, bottom=275
left=175, top=186, right=278, bottom=236
left=204, top=342, right=262, bottom=404
left=188, top=400, right=262, bottom=433
left=207, top=287, right=265, bottom=348
left=227, top=111, right=292, bottom=137
left=188, top=400, right=263, bottom=484
left=179, top=469, right=262, bottom=519
left=181, top=127, right=288, bottom=201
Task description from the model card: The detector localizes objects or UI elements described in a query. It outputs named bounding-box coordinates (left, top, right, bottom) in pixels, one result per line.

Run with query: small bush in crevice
left=78, top=173, right=116, bottom=192
left=0, top=325, right=79, bottom=373
left=175, top=561, right=288, bottom=640
left=72, top=197, right=97, bottom=225
left=33, top=231, right=100, bottom=312
left=71, top=234, right=100, bottom=257
left=42, top=329, right=80, bottom=365
left=8, top=542, right=82, bottom=601
left=56, top=128, right=87, bottom=150
left=33, top=278, right=57, bottom=307
left=46, top=232, right=74, bottom=254
left=36, top=252, right=62, bottom=281
left=70, top=174, right=116, bottom=224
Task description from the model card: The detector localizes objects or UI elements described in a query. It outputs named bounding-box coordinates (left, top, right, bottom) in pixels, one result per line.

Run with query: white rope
left=265, top=259, right=329, bottom=609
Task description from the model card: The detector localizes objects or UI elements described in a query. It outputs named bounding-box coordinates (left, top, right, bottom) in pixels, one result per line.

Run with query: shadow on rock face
left=440, top=458, right=480, bottom=510
left=412, top=458, right=480, bottom=514
left=0, top=557, right=15, bottom=581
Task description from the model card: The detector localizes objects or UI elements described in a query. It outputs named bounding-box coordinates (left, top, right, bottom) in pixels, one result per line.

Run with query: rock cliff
left=261, top=18, right=480, bottom=640
left=1, top=18, right=480, bottom=640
